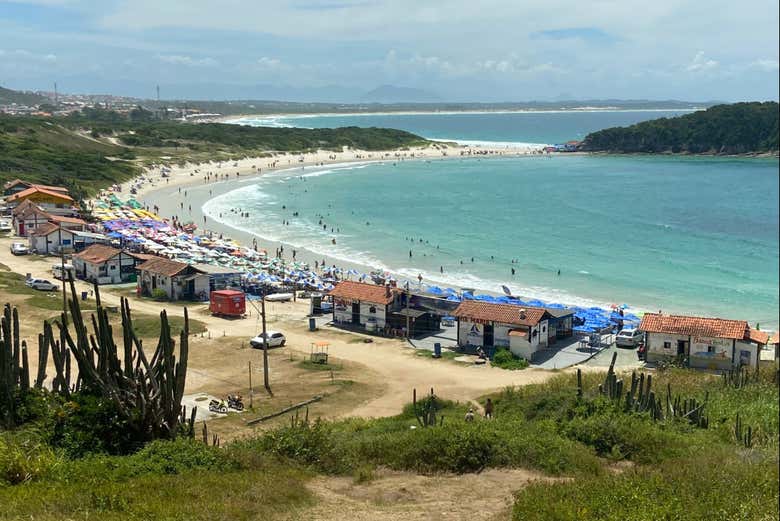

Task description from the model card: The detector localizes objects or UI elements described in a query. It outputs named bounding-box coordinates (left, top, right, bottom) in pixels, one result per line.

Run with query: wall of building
left=458, top=319, right=483, bottom=347
left=510, top=335, right=534, bottom=360
left=360, top=302, right=387, bottom=328
left=646, top=332, right=759, bottom=370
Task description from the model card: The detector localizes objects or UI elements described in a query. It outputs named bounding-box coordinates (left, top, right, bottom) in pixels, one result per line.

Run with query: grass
left=491, top=348, right=530, bottom=370
left=131, top=312, right=207, bottom=338
left=0, top=269, right=95, bottom=311
left=512, top=448, right=779, bottom=520
left=298, top=360, right=343, bottom=372
left=414, top=348, right=460, bottom=361
left=0, top=438, right=314, bottom=520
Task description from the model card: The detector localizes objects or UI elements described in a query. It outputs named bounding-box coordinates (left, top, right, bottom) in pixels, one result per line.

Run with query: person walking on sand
left=484, top=398, right=494, bottom=419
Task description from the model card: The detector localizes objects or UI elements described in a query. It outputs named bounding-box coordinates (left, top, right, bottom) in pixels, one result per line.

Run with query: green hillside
left=580, top=102, right=779, bottom=154
left=0, top=86, right=47, bottom=106
left=0, top=109, right=430, bottom=200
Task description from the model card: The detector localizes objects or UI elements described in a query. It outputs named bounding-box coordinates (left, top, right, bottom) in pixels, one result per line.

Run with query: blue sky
left=1, top=0, right=778, bottom=102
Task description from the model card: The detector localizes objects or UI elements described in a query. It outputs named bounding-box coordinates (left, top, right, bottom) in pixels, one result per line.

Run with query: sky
left=1, top=0, right=778, bottom=102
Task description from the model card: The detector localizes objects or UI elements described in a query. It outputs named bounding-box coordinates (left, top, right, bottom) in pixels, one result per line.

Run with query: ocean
left=208, top=111, right=780, bottom=327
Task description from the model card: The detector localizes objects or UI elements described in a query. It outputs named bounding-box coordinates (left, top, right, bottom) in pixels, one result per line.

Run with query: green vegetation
left=0, top=86, right=47, bottom=107
left=581, top=102, right=779, bottom=154
left=0, top=115, right=138, bottom=200
left=1, top=279, right=777, bottom=519
left=0, top=108, right=428, bottom=200
left=491, top=348, right=530, bottom=370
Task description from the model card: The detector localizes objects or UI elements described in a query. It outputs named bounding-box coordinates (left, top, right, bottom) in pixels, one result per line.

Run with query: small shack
left=72, top=244, right=145, bottom=284
left=137, top=257, right=209, bottom=301
left=639, top=313, right=765, bottom=371
left=453, top=301, right=566, bottom=359
left=329, top=280, right=402, bottom=333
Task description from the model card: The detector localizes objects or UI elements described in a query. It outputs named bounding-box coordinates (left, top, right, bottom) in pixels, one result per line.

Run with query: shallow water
left=203, top=154, right=780, bottom=327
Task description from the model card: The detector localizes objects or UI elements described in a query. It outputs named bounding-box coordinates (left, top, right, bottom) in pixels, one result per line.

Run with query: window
left=663, top=341, right=671, bottom=349
left=369, top=306, right=376, bottom=314
left=707, top=345, right=715, bottom=353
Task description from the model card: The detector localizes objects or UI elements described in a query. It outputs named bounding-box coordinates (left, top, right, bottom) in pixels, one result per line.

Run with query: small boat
left=264, top=292, right=294, bottom=302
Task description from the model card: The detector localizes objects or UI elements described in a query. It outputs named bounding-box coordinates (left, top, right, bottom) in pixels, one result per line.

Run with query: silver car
left=615, top=329, right=643, bottom=348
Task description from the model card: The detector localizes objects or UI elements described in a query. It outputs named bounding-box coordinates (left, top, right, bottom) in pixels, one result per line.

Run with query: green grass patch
left=414, top=349, right=460, bottom=360
left=130, top=312, right=207, bottom=338
left=512, top=448, right=779, bottom=520
left=298, top=360, right=343, bottom=372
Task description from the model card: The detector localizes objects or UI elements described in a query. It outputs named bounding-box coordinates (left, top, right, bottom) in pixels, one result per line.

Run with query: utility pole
left=248, top=360, right=253, bottom=409
left=261, top=295, right=273, bottom=396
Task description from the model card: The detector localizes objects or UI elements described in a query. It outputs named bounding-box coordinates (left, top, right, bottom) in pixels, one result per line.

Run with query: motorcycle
left=227, top=395, right=244, bottom=411
left=208, top=399, right=228, bottom=414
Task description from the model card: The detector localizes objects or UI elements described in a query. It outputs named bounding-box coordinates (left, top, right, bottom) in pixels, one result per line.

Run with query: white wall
left=360, top=302, right=387, bottom=328
left=458, top=320, right=483, bottom=347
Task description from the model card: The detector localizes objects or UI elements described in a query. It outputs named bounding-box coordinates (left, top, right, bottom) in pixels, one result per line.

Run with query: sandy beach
left=124, top=142, right=543, bottom=281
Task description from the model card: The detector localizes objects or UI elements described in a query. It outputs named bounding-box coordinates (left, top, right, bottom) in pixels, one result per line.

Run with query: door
left=351, top=303, right=360, bottom=324
left=677, top=340, right=687, bottom=356
left=19, top=222, right=24, bottom=235
left=483, top=324, right=494, bottom=347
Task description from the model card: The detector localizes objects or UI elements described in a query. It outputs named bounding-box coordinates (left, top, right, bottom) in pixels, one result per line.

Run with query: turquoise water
left=204, top=155, right=780, bottom=327
left=232, top=109, right=693, bottom=145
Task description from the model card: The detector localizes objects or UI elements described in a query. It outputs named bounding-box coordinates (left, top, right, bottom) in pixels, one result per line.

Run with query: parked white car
left=10, top=242, right=29, bottom=255
left=0, top=220, right=12, bottom=233
left=26, top=278, right=58, bottom=291
left=615, top=328, right=643, bottom=348
left=249, top=331, right=286, bottom=348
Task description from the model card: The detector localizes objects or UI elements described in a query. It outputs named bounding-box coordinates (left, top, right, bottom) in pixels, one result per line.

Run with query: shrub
left=151, top=288, right=168, bottom=301
left=0, top=435, right=62, bottom=485
left=492, top=349, right=530, bottom=370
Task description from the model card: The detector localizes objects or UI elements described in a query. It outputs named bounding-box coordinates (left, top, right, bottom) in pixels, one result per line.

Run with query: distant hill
left=361, top=85, right=441, bottom=103
left=0, top=86, right=47, bottom=106
left=580, top=102, right=779, bottom=154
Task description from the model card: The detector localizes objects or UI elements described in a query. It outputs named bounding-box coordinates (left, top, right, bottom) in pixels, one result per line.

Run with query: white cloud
left=686, top=51, right=719, bottom=72
left=256, top=57, right=282, bottom=69
left=156, top=54, right=218, bottom=67
left=749, top=58, right=780, bottom=72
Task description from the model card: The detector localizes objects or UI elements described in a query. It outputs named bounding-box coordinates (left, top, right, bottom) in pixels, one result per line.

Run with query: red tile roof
left=328, top=281, right=400, bottom=305
left=8, top=186, right=74, bottom=203
left=746, top=328, right=770, bottom=345
left=48, top=215, right=86, bottom=225
left=137, top=256, right=203, bottom=277
left=453, top=301, right=548, bottom=326
left=73, top=244, right=121, bottom=264
left=639, top=313, right=748, bottom=340
left=29, top=222, right=60, bottom=237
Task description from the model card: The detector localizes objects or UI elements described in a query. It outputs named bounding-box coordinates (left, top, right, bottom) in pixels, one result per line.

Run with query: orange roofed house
left=72, top=244, right=148, bottom=284
left=452, top=301, right=574, bottom=359
left=329, top=281, right=405, bottom=334
left=638, top=313, right=767, bottom=371
left=6, top=186, right=78, bottom=217
left=136, top=257, right=209, bottom=301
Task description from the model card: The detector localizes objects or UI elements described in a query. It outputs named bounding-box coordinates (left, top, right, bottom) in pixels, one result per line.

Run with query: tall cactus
left=0, top=304, right=30, bottom=427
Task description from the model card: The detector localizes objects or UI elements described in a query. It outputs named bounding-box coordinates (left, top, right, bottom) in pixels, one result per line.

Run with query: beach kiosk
left=209, top=289, right=246, bottom=317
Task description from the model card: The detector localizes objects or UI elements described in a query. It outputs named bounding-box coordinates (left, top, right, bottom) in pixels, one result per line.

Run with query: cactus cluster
left=412, top=387, right=443, bottom=427
left=734, top=413, right=753, bottom=448
left=0, top=279, right=195, bottom=439
left=587, top=352, right=708, bottom=427
left=722, top=366, right=754, bottom=389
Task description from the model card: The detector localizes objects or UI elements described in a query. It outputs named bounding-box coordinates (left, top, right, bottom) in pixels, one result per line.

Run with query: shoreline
left=118, top=146, right=778, bottom=329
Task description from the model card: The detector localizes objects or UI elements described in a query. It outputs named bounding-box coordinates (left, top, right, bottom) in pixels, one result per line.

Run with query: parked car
left=0, top=220, right=12, bottom=233
left=10, top=242, right=29, bottom=255
left=52, top=263, right=75, bottom=280
left=249, top=331, right=286, bottom=348
left=615, top=328, right=643, bottom=348
left=26, top=278, right=58, bottom=291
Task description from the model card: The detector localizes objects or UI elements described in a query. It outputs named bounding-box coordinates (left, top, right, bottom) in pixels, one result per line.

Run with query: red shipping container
left=209, top=290, right=246, bottom=317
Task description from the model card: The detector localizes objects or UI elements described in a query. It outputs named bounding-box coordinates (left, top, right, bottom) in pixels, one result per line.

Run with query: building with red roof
left=638, top=313, right=766, bottom=370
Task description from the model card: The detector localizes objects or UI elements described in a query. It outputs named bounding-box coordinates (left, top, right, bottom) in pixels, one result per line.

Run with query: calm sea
left=212, top=111, right=779, bottom=327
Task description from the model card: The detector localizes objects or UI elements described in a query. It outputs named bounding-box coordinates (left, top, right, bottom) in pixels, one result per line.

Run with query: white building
left=72, top=244, right=146, bottom=284
left=639, top=313, right=766, bottom=371
left=28, top=224, right=108, bottom=255
left=452, top=301, right=572, bottom=359
left=329, top=281, right=402, bottom=333
left=137, top=257, right=209, bottom=301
